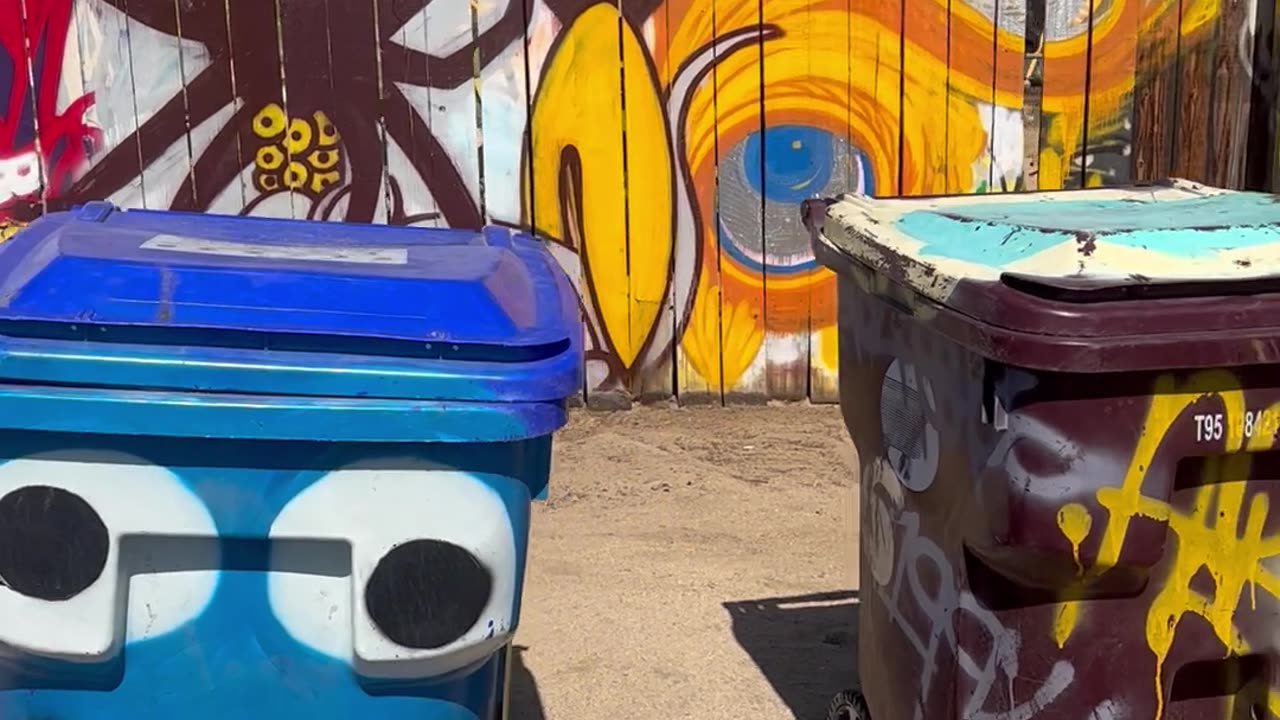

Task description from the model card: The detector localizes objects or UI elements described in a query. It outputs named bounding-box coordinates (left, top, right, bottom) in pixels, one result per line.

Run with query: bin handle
left=799, top=197, right=834, bottom=233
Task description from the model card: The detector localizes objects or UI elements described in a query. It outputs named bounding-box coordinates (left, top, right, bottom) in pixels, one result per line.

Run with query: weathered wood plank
left=760, top=0, right=811, bottom=402
left=1038, top=0, right=1090, bottom=189
left=1132, top=0, right=1179, bottom=182
left=1171, top=0, right=1217, bottom=182
left=1208, top=0, right=1256, bottom=187
left=713, top=0, right=768, bottom=404
left=666, top=0, right=724, bottom=406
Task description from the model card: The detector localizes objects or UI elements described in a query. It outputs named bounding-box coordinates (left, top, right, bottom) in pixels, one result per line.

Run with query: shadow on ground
left=724, top=590, right=860, bottom=720
left=507, top=644, right=547, bottom=720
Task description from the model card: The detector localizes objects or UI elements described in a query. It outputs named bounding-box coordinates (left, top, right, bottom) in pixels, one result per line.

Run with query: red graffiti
left=0, top=0, right=100, bottom=219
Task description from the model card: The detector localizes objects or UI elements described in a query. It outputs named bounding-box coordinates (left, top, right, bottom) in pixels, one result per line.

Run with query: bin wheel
left=825, top=689, right=871, bottom=720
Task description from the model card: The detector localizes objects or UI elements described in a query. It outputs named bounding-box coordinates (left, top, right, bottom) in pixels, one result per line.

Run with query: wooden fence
left=0, top=0, right=1271, bottom=407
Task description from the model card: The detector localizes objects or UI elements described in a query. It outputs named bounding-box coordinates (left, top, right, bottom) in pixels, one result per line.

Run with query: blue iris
left=742, top=125, right=836, bottom=204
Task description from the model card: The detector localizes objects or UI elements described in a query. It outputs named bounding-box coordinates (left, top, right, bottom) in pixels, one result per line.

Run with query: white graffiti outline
left=875, top=502, right=1074, bottom=720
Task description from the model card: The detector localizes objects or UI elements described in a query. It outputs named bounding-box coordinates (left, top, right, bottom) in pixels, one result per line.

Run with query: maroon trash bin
left=804, top=179, right=1280, bottom=720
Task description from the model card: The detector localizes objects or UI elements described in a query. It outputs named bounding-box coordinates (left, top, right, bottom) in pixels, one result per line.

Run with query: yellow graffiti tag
left=1055, top=371, right=1280, bottom=718
left=1052, top=502, right=1092, bottom=649
left=0, top=222, right=23, bottom=242
left=525, top=3, right=673, bottom=370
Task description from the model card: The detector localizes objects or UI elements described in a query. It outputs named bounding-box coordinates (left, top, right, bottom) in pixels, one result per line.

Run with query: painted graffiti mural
left=0, top=0, right=1263, bottom=404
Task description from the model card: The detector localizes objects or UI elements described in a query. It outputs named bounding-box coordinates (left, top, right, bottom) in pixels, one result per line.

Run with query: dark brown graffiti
left=54, top=0, right=534, bottom=227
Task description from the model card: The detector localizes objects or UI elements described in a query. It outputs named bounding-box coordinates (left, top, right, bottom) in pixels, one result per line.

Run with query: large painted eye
left=267, top=459, right=518, bottom=679
left=879, top=359, right=940, bottom=493
left=718, top=125, right=873, bottom=274
left=0, top=450, right=218, bottom=662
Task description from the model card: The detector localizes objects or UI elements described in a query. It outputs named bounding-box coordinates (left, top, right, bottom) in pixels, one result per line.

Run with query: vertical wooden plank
left=852, top=0, right=902, bottom=199
left=58, top=0, right=232, bottom=214
left=1, top=0, right=45, bottom=221
left=170, top=0, right=201, bottom=205
left=524, top=6, right=574, bottom=406
left=265, top=0, right=303, bottom=220
left=1243, top=0, right=1273, bottom=190
left=1022, top=0, right=1045, bottom=189
left=901, top=0, right=949, bottom=195
left=379, top=4, right=452, bottom=228
left=273, top=0, right=357, bottom=222
left=1170, top=0, right=1215, bottom=182
left=209, top=0, right=249, bottom=214
left=57, top=0, right=90, bottom=185
left=759, top=1, right=809, bottom=402
left=137, top=0, right=195, bottom=210
left=470, top=0, right=487, bottom=224
left=167, top=0, right=246, bottom=214
left=476, top=0, right=530, bottom=228
left=525, top=2, right=631, bottom=409
left=1273, top=0, right=1280, bottom=192
left=1132, top=0, right=1180, bottom=181
left=15, top=0, right=105, bottom=212
left=523, top=0, right=583, bottom=405
left=824, top=0, right=905, bottom=403
left=805, top=0, right=859, bottom=408
left=1037, top=0, right=1090, bottom=190
left=192, top=0, right=249, bottom=214
left=714, top=0, right=767, bottom=403
left=1208, top=0, right=1256, bottom=187
left=373, top=0, right=398, bottom=224
left=64, top=0, right=108, bottom=206
left=808, top=0, right=856, bottom=405
left=672, top=0, right=723, bottom=406
left=625, top=6, right=675, bottom=404
left=1083, top=0, right=1138, bottom=186
left=385, top=9, right=436, bottom=227
left=417, top=1, right=484, bottom=229
left=990, top=0, right=1027, bottom=192
left=218, top=1, right=288, bottom=218
left=947, top=0, right=994, bottom=195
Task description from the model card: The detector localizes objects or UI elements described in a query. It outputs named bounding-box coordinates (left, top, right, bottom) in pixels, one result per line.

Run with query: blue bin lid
left=0, top=203, right=582, bottom=408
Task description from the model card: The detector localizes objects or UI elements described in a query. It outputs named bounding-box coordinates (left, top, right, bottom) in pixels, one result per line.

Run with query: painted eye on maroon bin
left=878, top=359, right=940, bottom=493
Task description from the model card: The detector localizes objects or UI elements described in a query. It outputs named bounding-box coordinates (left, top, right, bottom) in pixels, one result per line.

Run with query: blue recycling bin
left=0, top=202, right=581, bottom=720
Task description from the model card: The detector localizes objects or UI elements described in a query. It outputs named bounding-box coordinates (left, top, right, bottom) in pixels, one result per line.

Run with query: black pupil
left=364, top=539, right=492, bottom=650
left=0, top=485, right=109, bottom=601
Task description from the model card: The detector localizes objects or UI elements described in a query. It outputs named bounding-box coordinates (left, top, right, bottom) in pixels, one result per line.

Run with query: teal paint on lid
left=896, top=191, right=1280, bottom=269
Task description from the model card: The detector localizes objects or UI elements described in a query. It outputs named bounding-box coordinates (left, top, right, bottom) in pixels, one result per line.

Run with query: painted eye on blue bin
left=268, top=460, right=518, bottom=678
left=0, top=451, right=219, bottom=661
left=0, top=485, right=109, bottom=601
left=718, top=124, right=874, bottom=274
left=365, top=538, right=493, bottom=650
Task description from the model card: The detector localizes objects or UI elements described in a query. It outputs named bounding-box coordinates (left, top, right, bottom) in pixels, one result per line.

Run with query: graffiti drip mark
left=1057, top=503, right=1092, bottom=574
left=1051, top=502, right=1092, bottom=648
left=1054, top=370, right=1280, bottom=718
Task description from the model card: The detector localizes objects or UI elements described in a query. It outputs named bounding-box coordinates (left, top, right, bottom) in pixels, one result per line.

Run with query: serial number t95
left=1193, top=410, right=1277, bottom=443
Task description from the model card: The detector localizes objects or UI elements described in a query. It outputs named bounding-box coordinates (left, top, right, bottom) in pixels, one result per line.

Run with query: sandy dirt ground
left=511, top=405, right=862, bottom=720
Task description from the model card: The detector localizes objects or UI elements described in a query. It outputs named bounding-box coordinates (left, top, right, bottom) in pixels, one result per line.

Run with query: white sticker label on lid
left=140, top=234, right=409, bottom=265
